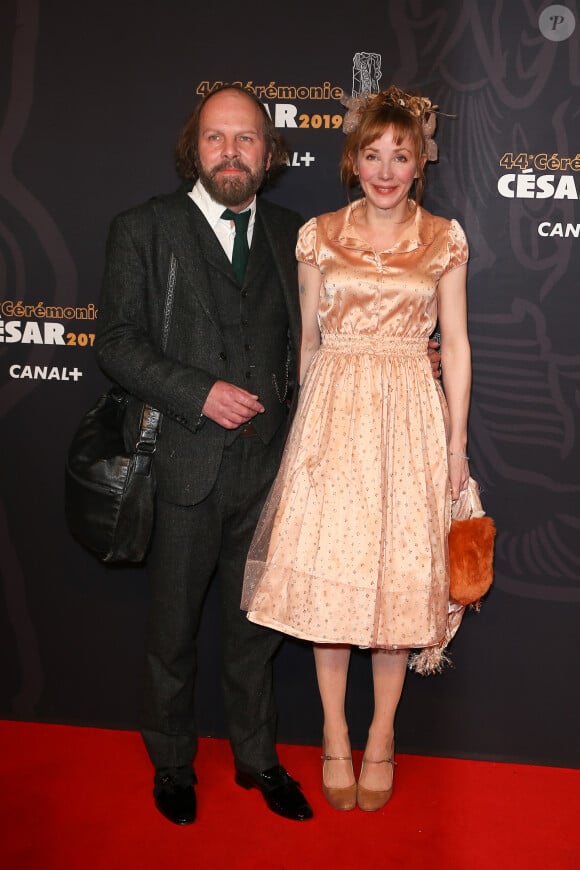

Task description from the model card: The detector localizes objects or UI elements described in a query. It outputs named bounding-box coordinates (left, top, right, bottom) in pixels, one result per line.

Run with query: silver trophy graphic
left=352, top=52, right=382, bottom=96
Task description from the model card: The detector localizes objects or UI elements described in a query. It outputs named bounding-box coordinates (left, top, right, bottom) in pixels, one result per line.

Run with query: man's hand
left=202, top=381, right=265, bottom=429
left=427, top=338, right=442, bottom=379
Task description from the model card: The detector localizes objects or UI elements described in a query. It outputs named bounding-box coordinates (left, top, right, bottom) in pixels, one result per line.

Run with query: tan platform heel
left=321, top=745, right=357, bottom=811
left=357, top=744, right=396, bottom=812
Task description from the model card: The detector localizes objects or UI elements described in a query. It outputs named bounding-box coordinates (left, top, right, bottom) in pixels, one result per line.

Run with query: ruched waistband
left=320, top=333, right=428, bottom=356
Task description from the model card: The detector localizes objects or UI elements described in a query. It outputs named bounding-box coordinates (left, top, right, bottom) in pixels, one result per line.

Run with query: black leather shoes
left=235, top=764, right=313, bottom=821
left=154, top=767, right=197, bottom=825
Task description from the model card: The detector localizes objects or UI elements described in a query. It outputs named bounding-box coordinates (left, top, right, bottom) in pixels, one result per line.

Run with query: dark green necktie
left=221, top=208, right=251, bottom=285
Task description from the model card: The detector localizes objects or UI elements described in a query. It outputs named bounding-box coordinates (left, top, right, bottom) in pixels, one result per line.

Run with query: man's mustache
left=210, top=160, right=251, bottom=176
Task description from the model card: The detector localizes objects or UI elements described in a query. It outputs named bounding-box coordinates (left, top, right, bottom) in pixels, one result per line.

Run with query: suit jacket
left=95, top=186, right=303, bottom=506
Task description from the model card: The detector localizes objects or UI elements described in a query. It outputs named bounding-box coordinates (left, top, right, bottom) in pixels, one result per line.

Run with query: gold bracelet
left=449, top=451, right=469, bottom=460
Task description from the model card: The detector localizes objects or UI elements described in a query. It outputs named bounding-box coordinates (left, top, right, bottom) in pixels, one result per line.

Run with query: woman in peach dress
left=242, top=87, right=471, bottom=812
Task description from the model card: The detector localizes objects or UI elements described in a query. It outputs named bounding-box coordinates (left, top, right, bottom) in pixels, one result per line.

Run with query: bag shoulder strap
left=160, top=252, right=177, bottom=352
left=134, top=253, right=177, bottom=466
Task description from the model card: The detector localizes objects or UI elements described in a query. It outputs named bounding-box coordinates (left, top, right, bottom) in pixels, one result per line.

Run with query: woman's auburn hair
left=340, top=103, right=427, bottom=203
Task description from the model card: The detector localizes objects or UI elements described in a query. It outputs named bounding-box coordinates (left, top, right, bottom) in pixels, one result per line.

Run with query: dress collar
left=330, top=198, right=435, bottom=253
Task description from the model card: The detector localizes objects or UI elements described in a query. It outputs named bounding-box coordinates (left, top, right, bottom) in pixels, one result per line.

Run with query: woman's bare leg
left=360, top=649, right=408, bottom=791
left=313, top=644, right=354, bottom=788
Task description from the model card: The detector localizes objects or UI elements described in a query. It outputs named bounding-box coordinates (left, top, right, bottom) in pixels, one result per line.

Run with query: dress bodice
left=296, top=200, right=468, bottom=340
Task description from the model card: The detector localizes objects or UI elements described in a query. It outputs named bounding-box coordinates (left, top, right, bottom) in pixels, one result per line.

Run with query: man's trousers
left=141, top=423, right=287, bottom=775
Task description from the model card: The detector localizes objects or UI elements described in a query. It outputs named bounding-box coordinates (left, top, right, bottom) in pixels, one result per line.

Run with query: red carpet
left=1, top=720, right=579, bottom=869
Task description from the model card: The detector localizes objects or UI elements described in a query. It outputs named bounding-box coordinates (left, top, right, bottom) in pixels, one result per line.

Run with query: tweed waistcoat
left=211, top=217, right=290, bottom=445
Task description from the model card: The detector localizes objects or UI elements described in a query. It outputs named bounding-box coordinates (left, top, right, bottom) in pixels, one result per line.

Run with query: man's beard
left=197, top=158, right=267, bottom=207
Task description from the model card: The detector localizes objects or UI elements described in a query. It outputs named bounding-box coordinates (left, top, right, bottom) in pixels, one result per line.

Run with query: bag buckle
left=135, top=438, right=157, bottom=455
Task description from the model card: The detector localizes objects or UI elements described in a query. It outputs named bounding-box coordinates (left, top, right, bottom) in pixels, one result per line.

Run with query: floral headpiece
left=340, top=85, right=438, bottom=162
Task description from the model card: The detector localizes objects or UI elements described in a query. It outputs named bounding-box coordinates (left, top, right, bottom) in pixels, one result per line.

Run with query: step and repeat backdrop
left=1, top=0, right=579, bottom=766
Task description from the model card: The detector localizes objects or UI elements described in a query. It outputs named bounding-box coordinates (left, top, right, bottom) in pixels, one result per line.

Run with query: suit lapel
left=151, top=190, right=300, bottom=351
left=255, top=201, right=301, bottom=350
left=152, top=190, right=232, bottom=332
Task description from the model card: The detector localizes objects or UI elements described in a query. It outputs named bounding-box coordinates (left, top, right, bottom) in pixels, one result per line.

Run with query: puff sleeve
left=296, top=217, right=318, bottom=266
left=443, top=219, right=469, bottom=275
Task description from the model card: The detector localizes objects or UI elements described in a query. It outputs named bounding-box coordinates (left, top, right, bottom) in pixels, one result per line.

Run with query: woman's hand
left=449, top=452, right=470, bottom=501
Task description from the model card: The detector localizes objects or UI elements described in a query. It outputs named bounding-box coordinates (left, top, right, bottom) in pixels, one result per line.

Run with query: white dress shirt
left=189, top=180, right=256, bottom=261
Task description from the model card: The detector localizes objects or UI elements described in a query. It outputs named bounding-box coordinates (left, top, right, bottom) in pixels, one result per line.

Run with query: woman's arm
left=298, top=261, right=322, bottom=384
left=438, top=262, right=471, bottom=499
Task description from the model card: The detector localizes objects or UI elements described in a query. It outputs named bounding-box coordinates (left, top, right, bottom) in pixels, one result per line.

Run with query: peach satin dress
left=243, top=200, right=469, bottom=649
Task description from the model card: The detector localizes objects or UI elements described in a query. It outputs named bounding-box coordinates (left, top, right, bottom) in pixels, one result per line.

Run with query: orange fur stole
left=448, top=516, right=496, bottom=606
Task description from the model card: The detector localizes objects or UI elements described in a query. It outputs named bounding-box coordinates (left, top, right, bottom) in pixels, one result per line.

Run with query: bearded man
left=95, top=86, right=312, bottom=825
